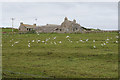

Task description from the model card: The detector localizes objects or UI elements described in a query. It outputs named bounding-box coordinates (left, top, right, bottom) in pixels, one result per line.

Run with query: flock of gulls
left=8, top=34, right=119, bottom=49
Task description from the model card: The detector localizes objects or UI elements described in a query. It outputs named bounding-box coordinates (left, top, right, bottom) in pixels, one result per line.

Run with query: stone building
left=57, top=17, right=83, bottom=33
left=19, top=17, right=83, bottom=33
left=35, top=24, right=60, bottom=33
left=19, top=22, right=36, bottom=32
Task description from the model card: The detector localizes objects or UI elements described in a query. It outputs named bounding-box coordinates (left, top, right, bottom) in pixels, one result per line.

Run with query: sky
left=1, top=2, right=118, bottom=30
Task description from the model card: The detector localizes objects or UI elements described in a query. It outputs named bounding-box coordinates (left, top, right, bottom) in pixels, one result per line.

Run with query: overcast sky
left=1, top=2, right=118, bottom=30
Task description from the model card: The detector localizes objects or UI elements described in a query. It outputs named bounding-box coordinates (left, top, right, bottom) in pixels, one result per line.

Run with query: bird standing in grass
left=104, top=43, right=106, bottom=45
left=42, top=41, right=45, bottom=43
left=32, top=40, right=34, bottom=42
left=116, top=41, right=118, bottom=43
left=86, top=39, right=89, bottom=42
left=28, top=44, right=30, bottom=47
left=93, top=45, right=96, bottom=49
left=66, top=36, right=69, bottom=38
left=101, top=44, right=103, bottom=46
left=12, top=44, right=14, bottom=47
left=59, top=41, right=62, bottom=43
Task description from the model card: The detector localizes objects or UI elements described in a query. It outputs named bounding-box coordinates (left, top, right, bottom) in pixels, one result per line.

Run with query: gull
left=59, top=41, right=62, bottom=43
left=54, top=37, right=56, bottom=40
left=12, top=44, right=14, bottom=47
left=71, top=41, right=72, bottom=43
left=80, top=40, right=84, bottom=43
left=116, top=41, right=118, bottom=43
left=116, top=36, right=119, bottom=38
left=32, top=40, right=34, bottom=42
left=66, top=36, right=69, bottom=38
left=106, top=38, right=109, bottom=41
left=93, top=45, right=96, bottom=49
left=86, top=39, right=89, bottom=42
left=42, top=41, right=45, bottom=43
left=106, top=41, right=108, bottom=43
left=76, top=41, right=79, bottom=43
left=68, top=39, right=70, bottom=41
left=38, top=40, right=41, bottom=42
left=104, top=43, right=106, bottom=45
left=28, top=44, right=30, bottom=47
left=37, top=40, right=40, bottom=43
left=101, top=44, right=103, bottom=46
left=15, top=41, right=19, bottom=44
left=93, top=40, right=95, bottom=43
left=46, top=39, right=49, bottom=41
left=79, top=40, right=83, bottom=42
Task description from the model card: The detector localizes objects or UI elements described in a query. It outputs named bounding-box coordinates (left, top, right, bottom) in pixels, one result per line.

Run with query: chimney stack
left=33, top=23, right=36, bottom=26
left=73, top=19, right=76, bottom=23
left=20, top=22, right=23, bottom=26
left=64, top=17, right=68, bottom=21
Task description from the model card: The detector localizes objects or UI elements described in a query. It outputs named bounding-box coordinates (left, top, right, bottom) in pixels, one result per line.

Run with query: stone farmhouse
left=19, top=17, right=84, bottom=33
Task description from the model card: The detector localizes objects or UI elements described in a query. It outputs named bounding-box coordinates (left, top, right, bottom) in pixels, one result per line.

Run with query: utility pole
left=11, top=18, right=15, bottom=33
left=35, top=18, right=37, bottom=24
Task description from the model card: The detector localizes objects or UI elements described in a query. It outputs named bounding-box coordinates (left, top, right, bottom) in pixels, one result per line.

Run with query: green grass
left=2, top=28, right=18, bottom=33
left=2, top=32, right=118, bottom=78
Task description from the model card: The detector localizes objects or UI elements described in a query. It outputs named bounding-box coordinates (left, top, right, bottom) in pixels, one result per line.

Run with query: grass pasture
left=2, top=31, right=118, bottom=78
left=2, top=28, right=18, bottom=33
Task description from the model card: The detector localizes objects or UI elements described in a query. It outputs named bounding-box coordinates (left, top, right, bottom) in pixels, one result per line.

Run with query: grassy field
left=2, top=31, right=118, bottom=78
left=2, top=28, right=18, bottom=33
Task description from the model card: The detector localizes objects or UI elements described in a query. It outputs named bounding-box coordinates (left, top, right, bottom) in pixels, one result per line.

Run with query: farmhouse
left=19, top=17, right=83, bottom=33
left=59, top=17, right=83, bottom=33
left=19, top=22, right=36, bottom=32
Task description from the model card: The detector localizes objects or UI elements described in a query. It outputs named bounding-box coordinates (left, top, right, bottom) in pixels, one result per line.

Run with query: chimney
left=64, top=17, right=68, bottom=21
left=73, top=19, right=76, bottom=23
left=20, top=22, right=23, bottom=25
left=33, top=23, right=36, bottom=26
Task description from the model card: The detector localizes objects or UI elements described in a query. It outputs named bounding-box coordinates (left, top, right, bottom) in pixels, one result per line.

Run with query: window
left=54, top=28, right=58, bottom=30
